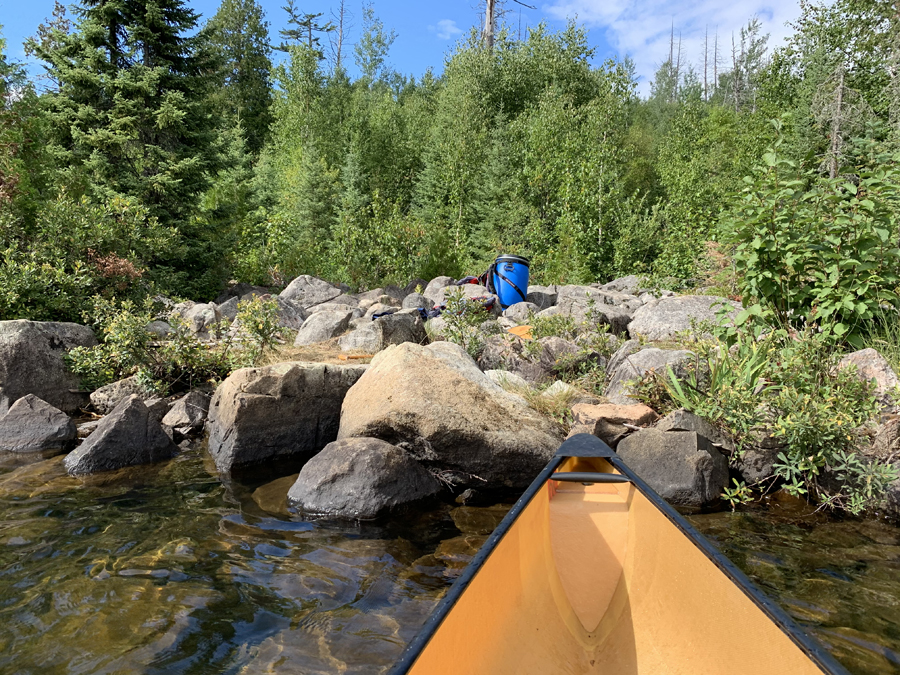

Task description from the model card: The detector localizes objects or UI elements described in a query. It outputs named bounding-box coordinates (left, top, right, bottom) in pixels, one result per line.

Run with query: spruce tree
left=205, top=0, right=273, bottom=153
left=32, top=0, right=224, bottom=293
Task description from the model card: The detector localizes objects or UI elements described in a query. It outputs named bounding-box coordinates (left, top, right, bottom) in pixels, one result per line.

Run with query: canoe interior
left=403, top=454, right=835, bottom=675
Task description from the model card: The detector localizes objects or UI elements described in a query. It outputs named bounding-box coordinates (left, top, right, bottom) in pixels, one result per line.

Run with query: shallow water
left=2, top=447, right=899, bottom=675
left=690, top=497, right=900, bottom=675
left=0, top=447, right=507, bottom=675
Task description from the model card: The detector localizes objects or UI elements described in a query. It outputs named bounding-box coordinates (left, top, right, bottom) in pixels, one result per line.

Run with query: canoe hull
left=394, top=434, right=847, bottom=675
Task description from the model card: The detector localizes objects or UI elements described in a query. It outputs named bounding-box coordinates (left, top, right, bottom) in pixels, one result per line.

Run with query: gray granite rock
left=0, top=320, right=97, bottom=414
left=64, top=395, right=177, bottom=475
left=0, top=395, right=76, bottom=453
left=287, top=437, right=440, bottom=519
left=293, top=310, right=354, bottom=345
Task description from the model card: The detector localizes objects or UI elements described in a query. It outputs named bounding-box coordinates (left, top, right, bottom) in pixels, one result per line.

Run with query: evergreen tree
left=31, top=0, right=225, bottom=294
left=205, top=0, right=273, bottom=153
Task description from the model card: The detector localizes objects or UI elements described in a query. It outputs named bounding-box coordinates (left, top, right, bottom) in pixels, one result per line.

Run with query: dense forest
left=1, top=0, right=899, bottom=337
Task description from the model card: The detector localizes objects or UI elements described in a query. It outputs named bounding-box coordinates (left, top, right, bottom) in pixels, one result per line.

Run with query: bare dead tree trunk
left=703, top=26, right=709, bottom=102
left=675, top=33, right=682, bottom=101
left=330, top=0, right=348, bottom=70
left=713, top=30, right=718, bottom=96
left=484, top=0, right=496, bottom=50
left=731, top=33, right=740, bottom=112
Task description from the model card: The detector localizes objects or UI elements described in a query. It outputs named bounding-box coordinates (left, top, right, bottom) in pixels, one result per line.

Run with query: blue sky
left=1, top=0, right=805, bottom=95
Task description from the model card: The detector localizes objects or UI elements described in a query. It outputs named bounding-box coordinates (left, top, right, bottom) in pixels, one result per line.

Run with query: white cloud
left=429, top=19, right=464, bottom=41
left=543, top=0, right=806, bottom=95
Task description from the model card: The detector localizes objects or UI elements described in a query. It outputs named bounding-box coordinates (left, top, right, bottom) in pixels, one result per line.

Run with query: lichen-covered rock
left=64, top=395, right=177, bottom=475
left=839, top=348, right=900, bottom=406
left=338, top=341, right=562, bottom=490
left=90, top=376, right=152, bottom=414
left=161, top=391, right=210, bottom=430
left=206, top=362, right=367, bottom=473
left=525, top=285, right=557, bottom=310
left=616, top=428, right=729, bottom=507
left=628, top=295, right=740, bottom=341
left=0, top=320, right=97, bottom=414
left=0, top=395, right=76, bottom=454
left=293, top=310, right=354, bottom=345
left=605, top=347, right=694, bottom=405
left=279, top=275, right=342, bottom=309
left=287, top=437, right=441, bottom=519
left=338, top=310, right=426, bottom=353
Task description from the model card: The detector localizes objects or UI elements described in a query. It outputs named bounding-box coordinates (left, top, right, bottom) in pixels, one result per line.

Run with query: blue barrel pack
left=491, top=254, right=530, bottom=310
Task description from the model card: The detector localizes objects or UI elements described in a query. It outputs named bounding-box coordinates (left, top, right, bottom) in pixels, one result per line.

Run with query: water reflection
left=0, top=447, right=507, bottom=674
left=3, top=446, right=900, bottom=674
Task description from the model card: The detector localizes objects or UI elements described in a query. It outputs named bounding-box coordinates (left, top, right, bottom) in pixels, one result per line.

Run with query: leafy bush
left=436, top=288, right=494, bottom=358
left=637, top=325, right=897, bottom=514
left=721, top=119, right=900, bottom=345
left=66, top=298, right=236, bottom=395
left=235, top=296, right=288, bottom=365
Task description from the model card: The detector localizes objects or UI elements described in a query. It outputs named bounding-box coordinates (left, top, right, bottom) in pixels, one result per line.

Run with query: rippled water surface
left=0, top=447, right=508, bottom=674
left=2, top=447, right=900, bottom=675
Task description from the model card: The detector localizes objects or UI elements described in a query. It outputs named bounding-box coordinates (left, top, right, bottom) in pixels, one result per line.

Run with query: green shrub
left=637, top=325, right=897, bottom=515
left=721, top=119, right=900, bottom=346
left=437, top=288, right=494, bottom=358
left=66, top=298, right=235, bottom=395
left=236, top=296, right=288, bottom=365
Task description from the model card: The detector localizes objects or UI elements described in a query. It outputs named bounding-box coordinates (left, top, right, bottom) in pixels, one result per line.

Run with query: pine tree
left=205, top=0, right=273, bottom=153
left=32, top=0, right=225, bottom=293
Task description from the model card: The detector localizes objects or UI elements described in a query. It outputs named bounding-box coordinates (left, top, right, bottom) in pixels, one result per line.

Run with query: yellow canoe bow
left=393, top=434, right=848, bottom=675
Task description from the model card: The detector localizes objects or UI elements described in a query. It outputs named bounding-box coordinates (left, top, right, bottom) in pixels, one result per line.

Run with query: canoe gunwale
left=390, top=433, right=850, bottom=675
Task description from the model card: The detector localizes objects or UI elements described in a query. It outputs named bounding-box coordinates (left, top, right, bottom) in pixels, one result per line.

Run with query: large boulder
left=64, top=395, right=178, bottom=475
left=569, top=403, right=657, bottom=447
left=839, top=348, right=900, bottom=406
left=605, top=347, right=695, bottom=405
left=338, top=310, right=426, bottom=353
left=206, top=362, right=367, bottom=473
left=0, top=320, right=97, bottom=414
left=538, top=298, right=632, bottom=335
left=503, top=301, right=538, bottom=323
left=0, top=395, right=76, bottom=454
left=402, top=292, right=431, bottom=310
left=598, top=275, right=645, bottom=295
left=287, top=437, right=441, bottom=519
left=90, top=375, right=152, bottom=414
left=526, top=285, right=557, bottom=310
left=616, top=428, right=729, bottom=507
left=423, top=276, right=455, bottom=305
left=628, top=295, right=741, bottom=341
left=433, top=283, right=496, bottom=307
left=293, top=309, right=353, bottom=346
left=279, top=275, right=342, bottom=309
left=338, top=341, right=563, bottom=490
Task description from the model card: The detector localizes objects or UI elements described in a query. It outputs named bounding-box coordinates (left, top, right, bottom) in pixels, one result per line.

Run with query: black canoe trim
left=391, top=434, right=850, bottom=675
left=570, top=434, right=851, bottom=675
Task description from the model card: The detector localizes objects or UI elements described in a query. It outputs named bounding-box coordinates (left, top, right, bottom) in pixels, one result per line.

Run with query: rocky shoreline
left=1, top=273, right=898, bottom=522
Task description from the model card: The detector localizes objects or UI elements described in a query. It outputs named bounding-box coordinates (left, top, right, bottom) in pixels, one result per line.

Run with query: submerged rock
left=287, top=437, right=441, bottom=519
left=0, top=395, right=76, bottom=454
left=64, top=395, right=178, bottom=475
